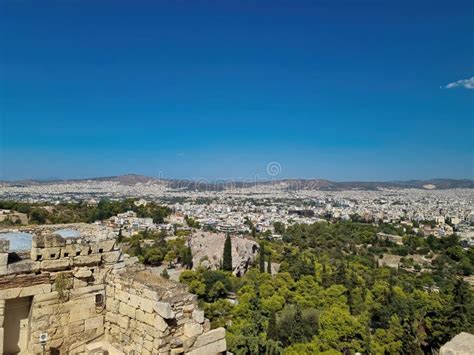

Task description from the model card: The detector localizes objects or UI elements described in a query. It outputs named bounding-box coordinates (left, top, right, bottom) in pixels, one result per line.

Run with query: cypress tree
left=223, top=234, right=233, bottom=271
left=259, top=243, right=265, bottom=273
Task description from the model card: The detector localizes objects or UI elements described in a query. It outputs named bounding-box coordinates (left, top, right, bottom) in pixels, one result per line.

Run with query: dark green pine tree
left=447, top=278, right=473, bottom=334
left=401, top=318, right=422, bottom=355
left=267, top=252, right=272, bottom=274
left=259, top=243, right=265, bottom=273
left=223, top=234, right=233, bottom=271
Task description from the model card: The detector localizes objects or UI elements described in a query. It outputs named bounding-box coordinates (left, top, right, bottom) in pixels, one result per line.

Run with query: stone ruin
left=0, top=224, right=226, bottom=354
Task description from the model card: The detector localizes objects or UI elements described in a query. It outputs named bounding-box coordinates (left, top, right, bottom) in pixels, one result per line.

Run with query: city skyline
left=1, top=0, right=473, bottom=181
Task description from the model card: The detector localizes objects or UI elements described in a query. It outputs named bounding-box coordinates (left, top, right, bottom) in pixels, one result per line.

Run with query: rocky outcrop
left=190, top=232, right=259, bottom=276
left=440, top=332, right=474, bottom=355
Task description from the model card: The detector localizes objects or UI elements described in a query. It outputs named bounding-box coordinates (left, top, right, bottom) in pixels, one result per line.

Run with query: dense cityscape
left=0, top=177, right=473, bottom=353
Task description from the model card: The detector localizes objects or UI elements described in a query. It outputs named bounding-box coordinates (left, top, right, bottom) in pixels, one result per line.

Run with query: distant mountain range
left=1, top=174, right=473, bottom=191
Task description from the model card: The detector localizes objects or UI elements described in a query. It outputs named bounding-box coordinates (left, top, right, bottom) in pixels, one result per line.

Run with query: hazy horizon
left=2, top=172, right=473, bottom=184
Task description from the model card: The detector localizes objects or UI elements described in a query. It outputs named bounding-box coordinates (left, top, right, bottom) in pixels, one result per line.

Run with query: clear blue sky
left=1, top=0, right=473, bottom=181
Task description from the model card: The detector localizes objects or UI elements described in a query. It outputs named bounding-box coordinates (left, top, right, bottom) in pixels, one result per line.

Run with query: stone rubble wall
left=0, top=227, right=227, bottom=355
left=30, top=233, right=122, bottom=273
left=28, top=282, right=106, bottom=354
left=104, top=268, right=226, bottom=355
left=0, top=269, right=108, bottom=354
left=0, top=232, right=116, bottom=354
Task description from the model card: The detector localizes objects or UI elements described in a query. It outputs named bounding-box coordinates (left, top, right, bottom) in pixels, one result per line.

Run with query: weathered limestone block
left=34, top=234, right=66, bottom=248
left=85, top=315, right=104, bottom=331
left=40, top=258, right=70, bottom=271
left=105, top=285, right=115, bottom=298
left=73, top=268, right=93, bottom=279
left=183, top=303, right=195, bottom=313
left=69, top=284, right=103, bottom=297
left=62, top=244, right=83, bottom=257
left=119, top=301, right=136, bottom=319
left=192, top=309, right=205, bottom=324
left=143, top=339, right=153, bottom=352
left=0, top=253, right=8, bottom=276
left=158, top=344, right=170, bottom=354
left=122, top=292, right=139, bottom=308
left=136, top=309, right=155, bottom=326
left=73, top=254, right=101, bottom=266
left=105, top=312, right=118, bottom=324
left=183, top=336, right=196, bottom=352
left=76, top=242, right=92, bottom=256
left=205, top=338, right=227, bottom=354
left=69, top=305, right=95, bottom=322
left=114, top=289, right=131, bottom=304
left=136, top=318, right=162, bottom=338
left=117, top=314, right=129, bottom=329
left=31, top=247, right=42, bottom=261
left=106, top=297, right=119, bottom=313
left=102, top=250, right=122, bottom=264
left=33, top=291, right=59, bottom=303
left=155, top=301, right=175, bottom=319
left=73, top=278, right=88, bottom=288
left=89, top=242, right=100, bottom=254
left=155, top=315, right=168, bottom=332
left=42, top=247, right=61, bottom=260
left=0, top=283, right=50, bottom=300
left=7, top=260, right=40, bottom=274
left=69, top=320, right=85, bottom=335
left=137, top=296, right=155, bottom=314
left=98, top=240, right=116, bottom=252
left=19, top=283, right=52, bottom=297
left=183, top=323, right=203, bottom=338
left=192, top=328, right=226, bottom=349
left=142, top=287, right=159, bottom=300
left=31, top=304, right=58, bottom=319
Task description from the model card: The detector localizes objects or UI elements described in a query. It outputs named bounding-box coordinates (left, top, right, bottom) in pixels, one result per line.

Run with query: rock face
left=440, top=332, right=474, bottom=355
left=190, top=232, right=259, bottom=276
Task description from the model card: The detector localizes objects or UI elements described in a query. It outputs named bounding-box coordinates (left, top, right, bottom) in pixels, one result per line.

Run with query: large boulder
left=440, top=332, right=474, bottom=355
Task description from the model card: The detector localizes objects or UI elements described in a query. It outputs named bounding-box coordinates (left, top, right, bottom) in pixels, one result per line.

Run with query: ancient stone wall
left=104, top=266, right=226, bottom=355
left=0, top=229, right=120, bottom=354
left=0, top=225, right=227, bottom=355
